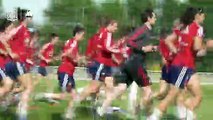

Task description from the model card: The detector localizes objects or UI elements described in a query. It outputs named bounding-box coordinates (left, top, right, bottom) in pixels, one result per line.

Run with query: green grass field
left=0, top=79, right=213, bottom=120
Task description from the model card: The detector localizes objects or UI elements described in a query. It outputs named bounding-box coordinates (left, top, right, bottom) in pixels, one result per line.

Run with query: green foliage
left=39, top=0, right=213, bottom=71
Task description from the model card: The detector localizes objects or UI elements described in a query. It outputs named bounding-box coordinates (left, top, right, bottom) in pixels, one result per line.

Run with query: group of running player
left=0, top=6, right=213, bottom=120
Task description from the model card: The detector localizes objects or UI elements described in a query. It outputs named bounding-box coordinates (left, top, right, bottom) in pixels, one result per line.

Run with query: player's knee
left=169, top=86, right=179, bottom=97
left=90, top=85, right=99, bottom=93
left=118, top=84, right=127, bottom=92
left=4, top=87, right=11, bottom=93
left=195, top=94, right=202, bottom=104
left=143, top=93, right=152, bottom=105
left=107, top=95, right=114, bottom=101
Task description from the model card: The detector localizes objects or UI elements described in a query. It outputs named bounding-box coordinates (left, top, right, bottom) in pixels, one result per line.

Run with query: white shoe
left=146, top=115, right=159, bottom=120
left=34, top=93, right=46, bottom=100
left=97, top=107, right=104, bottom=117
left=16, top=103, right=27, bottom=120
left=65, top=108, right=75, bottom=119
left=47, top=98, right=59, bottom=104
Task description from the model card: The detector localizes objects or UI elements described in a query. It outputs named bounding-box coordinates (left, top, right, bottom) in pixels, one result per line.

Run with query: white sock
left=44, top=93, right=54, bottom=98
left=17, top=102, right=28, bottom=120
left=176, top=105, right=187, bottom=119
left=65, top=107, right=75, bottom=119
left=97, top=106, right=105, bottom=116
left=128, top=82, right=138, bottom=111
left=147, top=108, right=161, bottom=120
left=186, top=109, right=194, bottom=120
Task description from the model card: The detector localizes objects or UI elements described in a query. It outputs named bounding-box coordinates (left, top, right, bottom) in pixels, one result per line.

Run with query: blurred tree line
left=39, top=0, right=213, bottom=72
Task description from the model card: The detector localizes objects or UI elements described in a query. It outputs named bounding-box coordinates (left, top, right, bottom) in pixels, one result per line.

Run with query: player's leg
left=105, top=66, right=120, bottom=92
left=153, top=80, right=168, bottom=99
left=0, top=68, right=13, bottom=97
left=36, top=72, right=73, bottom=101
left=176, top=89, right=187, bottom=120
left=149, top=85, right=179, bottom=120
left=148, top=66, right=186, bottom=119
left=97, top=65, right=130, bottom=116
left=63, top=75, right=77, bottom=119
left=103, top=65, right=115, bottom=108
left=125, top=56, right=153, bottom=117
left=184, top=73, right=202, bottom=120
left=16, top=62, right=33, bottom=120
left=37, top=66, right=52, bottom=92
left=78, top=80, right=102, bottom=101
left=128, top=81, right=138, bottom=113
left=97, top=82, right=127, bottom=116
left=78, top=61, right=103, bottom=101
left=134, top=65, right=153, bottom=117
left=153, top=65, right=169, bottom=100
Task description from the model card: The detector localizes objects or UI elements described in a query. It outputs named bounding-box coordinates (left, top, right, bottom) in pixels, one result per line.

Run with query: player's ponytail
left=180, top=7, right=204, bottom=27
left=0, top=18, right=12, bottom=32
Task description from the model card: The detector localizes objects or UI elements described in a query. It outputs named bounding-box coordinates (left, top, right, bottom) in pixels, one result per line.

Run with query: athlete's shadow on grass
left=51, top=113, right=63, bottom=120
left=161, top=114, right=179, bottom=120
left=75, top=106, right=132, bottom=120
left=0, top=109, right=16, bottom=120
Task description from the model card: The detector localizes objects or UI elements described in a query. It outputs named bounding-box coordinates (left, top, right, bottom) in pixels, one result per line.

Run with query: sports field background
left=1, top=0, right=213, bottom=119
left=0, top=67, right=213, bottom=120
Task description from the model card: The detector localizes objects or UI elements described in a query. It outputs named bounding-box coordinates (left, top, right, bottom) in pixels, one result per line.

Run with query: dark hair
left=73, top=25, right=85, bottom=36
left=0, top=18, right=12, bottom=32
left=17, top=7, right=28, bottom=22
left=50, top=33, right=58, bottom=40
left=180, top=7, right=204, bottom=26
left=141, top=8, right=154, bottom=23
left=104, top=18, right=117, bottom=27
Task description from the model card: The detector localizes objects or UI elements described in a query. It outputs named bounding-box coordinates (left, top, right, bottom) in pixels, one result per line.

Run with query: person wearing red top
left=77, top=20, right=120, bottom=103
left=150, top=7, right=205, bottom=120
left=38, top=33, right=59, bottom=76
left=111, top=38, right=128, bottom=73
left=153, top=24, right=182, bottom=100
left=4, top=8, right=33, bottom=120
left=58, top=26, right=85, bottom=119
left=97, top=9, right=157, bottom=117
left=25, top=30, right=40, bottom=72
left=35, top=26, right=85, bottom=119
left=0, top=19, right=15, bottom=99
left=152, top=28, right=171, bottom=100
left=77, top=28, right=103, bottom=101
left=85, top=27, right=105, bottom=78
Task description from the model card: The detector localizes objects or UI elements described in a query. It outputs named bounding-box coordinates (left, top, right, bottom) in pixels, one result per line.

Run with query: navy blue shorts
left=58, top=72, right=75, bottom=92
left=0, top=68, right=7, bottom=81
left=87, top=61, right=97, bottom=77
left=161, top=65, right=170, bottom=83
left=111, top=67, right=120, bottom=76
left=169, top=65, right=195, bottom=89
left=87, top=61, right=112, bottom=81
left=5, top=61, right=26, bottom=80
left=38, top=66, right=47, bottom=76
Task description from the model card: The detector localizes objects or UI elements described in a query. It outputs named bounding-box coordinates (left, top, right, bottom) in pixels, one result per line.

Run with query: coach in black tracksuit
left=97, top=9, right=158, bottom=117
left=115, top=9, right=157, bottom=88
left=114, top=8, right=157, bottom=116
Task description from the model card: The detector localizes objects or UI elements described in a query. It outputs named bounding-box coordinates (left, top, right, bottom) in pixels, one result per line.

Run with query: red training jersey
left=94, top=28, right=120, bottom=66
left=39, top=42, right=54, bottom=67
left=0, top=34, right=7, bottom=68
left=58, top=38, right=79, bottom=76
left=9, top=23, right=30, bottom=63
left=172, top=22, right=204, bottom=69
